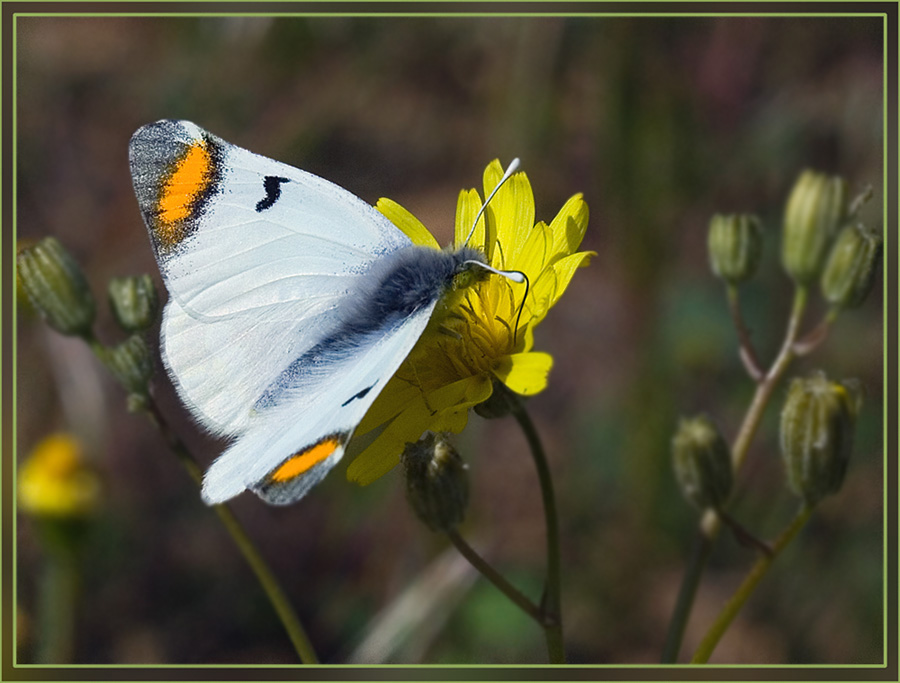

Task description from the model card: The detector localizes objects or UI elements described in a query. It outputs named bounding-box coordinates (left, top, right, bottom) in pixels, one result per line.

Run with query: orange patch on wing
left=270, top=438, right=341, bottom=483
left=155, top=142, right=213, bottom=244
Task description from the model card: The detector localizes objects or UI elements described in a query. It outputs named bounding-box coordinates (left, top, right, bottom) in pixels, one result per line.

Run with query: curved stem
left=726, top=285, right=764, bottom=382
left=661, top=286, right=809, bottom=662
left=731, top=286, right=807, bottom=472
left=510, top=398, right=566, bottom=664
left=142, top=399, right=320, bottom=664
left=445, top=530, right=543, bottom=624
left=79, top=305, right=318, bottom=660
left=690, top=504, right=814, bottom=663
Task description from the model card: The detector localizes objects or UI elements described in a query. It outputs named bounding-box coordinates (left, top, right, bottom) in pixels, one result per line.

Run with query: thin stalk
left=726, top=285, right=764, bottom=382
left=510, top=399, right=566, bottom=664
left=690, top=504, right=814, bottom=663
left=445, top=530, right=543, bottom=624
left=660, top=531, right=714, bottom=663
left=35, top=526, right=79, bottom=663
left=142, top=399, right=320, bottom=664
left=84, top=329, right=318, bottom=663
left=732, top=286, right=808, bottom=472
left=661, top=286, right=809, bottom=662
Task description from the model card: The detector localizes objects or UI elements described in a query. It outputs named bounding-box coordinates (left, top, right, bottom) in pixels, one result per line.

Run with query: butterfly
left=129, top=120, right=520, bottom=505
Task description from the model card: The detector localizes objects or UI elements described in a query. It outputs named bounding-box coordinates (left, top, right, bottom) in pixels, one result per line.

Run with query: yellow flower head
left=347, top=160, right=593, bottom=485
left=18, top=433, right=101, bottom=518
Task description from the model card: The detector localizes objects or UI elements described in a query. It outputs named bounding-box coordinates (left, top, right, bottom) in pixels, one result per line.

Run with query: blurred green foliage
left=16, top=14, right=883, bottom=664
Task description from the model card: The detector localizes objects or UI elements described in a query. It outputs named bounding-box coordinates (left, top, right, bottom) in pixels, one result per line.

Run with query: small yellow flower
left=18, top=434, right=101, bottom=518
left=347, top=160, right=593, bottom=485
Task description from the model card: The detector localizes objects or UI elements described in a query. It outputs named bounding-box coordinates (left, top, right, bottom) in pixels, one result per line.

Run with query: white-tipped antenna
left=462, top=157, right=521, bottom=247
left=462, top=259, right=530, bottom=345
left=461, top=158, right=528, bottom=343
left=461, top=259, right=525, bottom=284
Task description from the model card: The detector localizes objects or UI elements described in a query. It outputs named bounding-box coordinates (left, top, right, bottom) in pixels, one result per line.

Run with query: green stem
left=35, top=526, right=80, bottom=663
left=141, top=399, right=320, bottom=664
left=510, top=399, right=566, bottom=664
left=726, top=285, right=764, bottom=381
left=445, top=530, right=544, bottom=624
left=732, top=286, right=808, bottom=473
left=661, top=286, right=809, bottom=662
left=84, top=331, right=318, bottom=663
left=660, top=530, right=714, bottom=663
left=690, top=504, right=814, bottom=663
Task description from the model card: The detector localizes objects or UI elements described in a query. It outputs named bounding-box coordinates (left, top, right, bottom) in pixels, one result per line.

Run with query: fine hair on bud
left=401, top=433, right=469, bottom=533
left=780, top=371, right=861, bottom=505
left=672, top=415, right=733, bottom=510
left=781, top=170, right=848, bottom=285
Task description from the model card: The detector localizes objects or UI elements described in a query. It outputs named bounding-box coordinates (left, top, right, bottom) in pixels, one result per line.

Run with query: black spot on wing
left=256, top=175, right=290, bottom=212
left=341, top=384, right=374, bottom=407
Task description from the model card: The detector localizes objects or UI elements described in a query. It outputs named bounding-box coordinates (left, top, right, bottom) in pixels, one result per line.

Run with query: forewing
left=129, top=119, right=411, bottom=320
left=129, top=120, right=412, bottom=433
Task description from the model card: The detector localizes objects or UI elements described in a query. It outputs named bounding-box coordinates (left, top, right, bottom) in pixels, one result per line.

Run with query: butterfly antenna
left=461, top=260, right=529, bottom=345
left=463, top=157, right=521, bottom=247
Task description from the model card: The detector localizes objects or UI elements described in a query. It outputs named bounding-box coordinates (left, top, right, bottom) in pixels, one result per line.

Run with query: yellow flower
left=18, top=434, right=101, bottom=518
left=346, top=160, right=593, bottom=485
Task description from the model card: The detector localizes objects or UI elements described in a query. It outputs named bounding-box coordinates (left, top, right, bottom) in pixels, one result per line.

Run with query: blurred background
left=15, top=15, right=884, bottom=665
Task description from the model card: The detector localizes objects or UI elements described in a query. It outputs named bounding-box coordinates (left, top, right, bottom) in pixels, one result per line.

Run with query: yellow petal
left=347, top=376, right=491, bottom=485
left=516, top=221, right=554, bottom=281
left=355, top=376, right=422, bottom=436
left=494, top=352, right=553, bottom=396
left=376, top=197, right=440, bottom=249
left=526, top=267, right=559, bottom=322
left=549, top=194, right=590, bottom=256
left=428, top=374, right=493, bottom=412
left=550, top=250, right=595, bottom=303
left=526, top=249, right=594, bottom=324
left=347, top=401, right=434, bottom=485
left=483, top=162, right=534, bottom=269
left=454, top=188, right=490, bottom=257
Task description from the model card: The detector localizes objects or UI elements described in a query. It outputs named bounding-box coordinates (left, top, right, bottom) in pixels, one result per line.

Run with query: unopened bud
left=17, top=237, right=95, bottom=337
left=108, top=275, right=159, bottom=332
left=672, top=415, right=733, bottom=510
left=98, top=334, right=154, bottom=398
left=402, top=433, right=469, bottom=532
left=708, top=214, right=762, bottom=285
left=782, top=170, right=848, bottom=285
left=780, top=372, right=861, bottom=505
left=820, top=224, right=882, bottom=310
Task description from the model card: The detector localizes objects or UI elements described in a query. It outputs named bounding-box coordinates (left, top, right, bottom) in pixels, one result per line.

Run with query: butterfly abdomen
left=253, top=246, right=484, bottom=411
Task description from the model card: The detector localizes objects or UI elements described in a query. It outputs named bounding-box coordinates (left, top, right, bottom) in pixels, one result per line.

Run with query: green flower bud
left=17, top=237, right=95, bottom=337
left=402, top=433, right=469, bottom=532
left=108, top=275, right=159, bottom=333
left=97, top=334, right=154, bottom=398
left=780, top=372, right=861, bottom=505
left=820, top=223, right=882, bottom=310
left=782, top=170, right=848, bottom=285
left=672, top=415, right=733, bottom=510
left=708, top=214, right=762, bottom=285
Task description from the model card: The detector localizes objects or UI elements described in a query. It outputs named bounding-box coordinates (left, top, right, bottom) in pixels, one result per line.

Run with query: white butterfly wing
left=160, top=300, right=336, bottom=435
left=200, top=304, right=437, bottom=505
left=129, top=120, right=411, bottom=433
left=130, top=120, right=479, bottom=506
left=130, top=120, right=410, bottom=320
